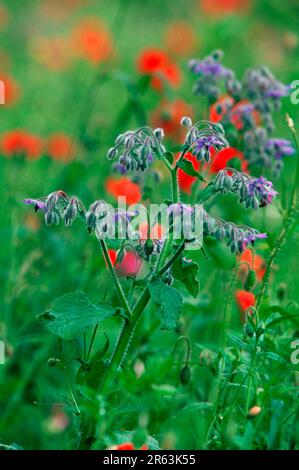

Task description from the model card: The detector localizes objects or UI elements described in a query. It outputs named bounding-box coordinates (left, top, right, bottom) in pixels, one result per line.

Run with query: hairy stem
left=99, top=239, right=132, bottom=318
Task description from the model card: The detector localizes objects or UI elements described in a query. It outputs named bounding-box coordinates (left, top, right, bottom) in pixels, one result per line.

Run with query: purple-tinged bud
left=107, top=147, right=118, bottom=160
left=181, top=116, right=192, bottom=128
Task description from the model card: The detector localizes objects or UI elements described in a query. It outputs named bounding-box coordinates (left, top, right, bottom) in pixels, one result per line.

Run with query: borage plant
left=24, top=117, right=277, bottom=449
left=189, top=50, right=294, bottom=177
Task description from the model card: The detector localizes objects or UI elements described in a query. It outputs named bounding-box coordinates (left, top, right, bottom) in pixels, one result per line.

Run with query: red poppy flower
left=0, top=73, right=20, bottom=106
left=235, top=289, right=255, bottom=313
left=1, top=130, right=43, bottom=160
left=108, top=249, right=142, bottom=278
left=113, top=442, right=148, bottom=450
left=137, top=48, right=181, bottom=91
left=115, top=442, right=135, bottom=451
left=72, top=18, right=113, bottom=64
left=209, top=147, right=248, bottom=174
left=210, top=96, right=234, bottom=123
left=47, top=133, right=75, bottom=162
left=240, top=249, right=266, bottom=281
left=139, top=221, right=164, bottom=240
left=106, top=177, right=141, bottom=205
left=151, top=99, right=193, bottom=140
left=177, top=152, right=200, bottom=194
left=164, top=21, right=197, bottom=57
left=200, top=0, right=251, bottom=16
left=210, top=96, right=259, bottom=131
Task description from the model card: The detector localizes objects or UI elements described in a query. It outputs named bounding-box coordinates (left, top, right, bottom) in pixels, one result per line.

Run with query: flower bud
left=181, top=116, right=192, bottom=128
left=244, top=270, right=256, bottom=291
left=115, top=133, right=126, bottom=146
left=46, top=192, right=59, bottom=212
left=107, top=147, right=118, bottom=160
left=180, top=365, right=191, bottom=385
left=144, top=238, right=154, bottom=256
left=277, top=282, right=287, bottom=301
left=154, top=128, right=164, bottom=141
left=64, top=198, right=77, bottom=227
left=45, top=211, right=54, bottom=226
left=47, top=358, right=60, bottom=367
left=86, top=211, right=97, bottom=233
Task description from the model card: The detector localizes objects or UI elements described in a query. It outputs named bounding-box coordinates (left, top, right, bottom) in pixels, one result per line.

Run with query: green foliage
left=172, top=257, right=199, bottom=298
left=149, top=278, right=183, bottom=330
left=38, top=292, right=115, bottom=340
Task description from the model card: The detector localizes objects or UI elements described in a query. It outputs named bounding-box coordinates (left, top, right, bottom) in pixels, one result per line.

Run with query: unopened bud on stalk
left=107, top=147, right=118, bottom=160
left=154, top=128, right=164, bottom=141
left=64, top=197, right=78, bottom=227
left=47, top=358, right=61, bottom=367
left=86, top=211, right=97, bottom=233
left=181, top=116, right=192, bottom=129
left=180, top=365, right=191, bottom=385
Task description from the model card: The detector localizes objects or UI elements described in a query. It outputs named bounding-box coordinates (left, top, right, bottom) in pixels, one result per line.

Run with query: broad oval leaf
left=149, top=278, right=183, bottom=330
left=38, top=291, right=115, bottom=341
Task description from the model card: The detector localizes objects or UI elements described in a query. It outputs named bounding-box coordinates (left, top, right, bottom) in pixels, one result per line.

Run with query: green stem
left=158, top=240, right=186, bottom=276
left=99, top=287, right=151, bottom=395
left=99, top=239, right=132, bottom=318
left=171, top=167, right=180, bottom=203
left=87, top=324, right=98, bottom=362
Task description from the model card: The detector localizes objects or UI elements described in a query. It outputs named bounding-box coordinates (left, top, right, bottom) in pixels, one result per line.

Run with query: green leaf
left=149, top=278, right=183, bottom=330
left=177, top=159, right=206, bottom=181
left=172, top=257, right=199, bottom=298
left=38, top=291, right=115, bottom=340
left=197, top=182, right=216, bottom=203
left=266, top=313, right=299, bottom=329
left=137, top=74, right=151, bottom=94
left=268, top=400, right=284, bottom=449
left=164, top=151, right=174, bottom=165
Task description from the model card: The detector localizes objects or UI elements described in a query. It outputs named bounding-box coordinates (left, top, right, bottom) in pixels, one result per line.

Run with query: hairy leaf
left=177, top=159, right=205, bottom=181
left=149, top=278, right=183, bottom=330
left=172, top=257, right=199, bottom=298
left=38, top=291, right=114, bottom=340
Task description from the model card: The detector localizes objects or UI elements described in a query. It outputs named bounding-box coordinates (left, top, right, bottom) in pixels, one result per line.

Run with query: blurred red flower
left=210, top=96, right=260, bottom=130
left=164, top=21, right=197, bottom=57
left=240, top=248, right=266, bottom=281
left=72, top=18, right=114, bottom=65
left=177, top=152, right=200, bottom=194
left=235, top=289, right=255, bottom=313
left=45, top=406, right=69, bottom=434
left=112, top=442, right=148, bottom=450
left=200, top=0, right=251, bottom=16
left=106, top=177, right=141, bottom=205
left=0, top=73, right=20, bottom=106
left=151, top=99, right=193, bottom=140
left=47, top=133, right=75, bottom=162
left=1, top=130, right=43, bottom=159
left=139, top=221, right=165, bottom=240
left=108, top=249, right=142, bottom=278
left=210, top=96, right=234, bottom=123
left=209, top=147, right=248, bottom=174
left=137, top=48, right=181, bottom=91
